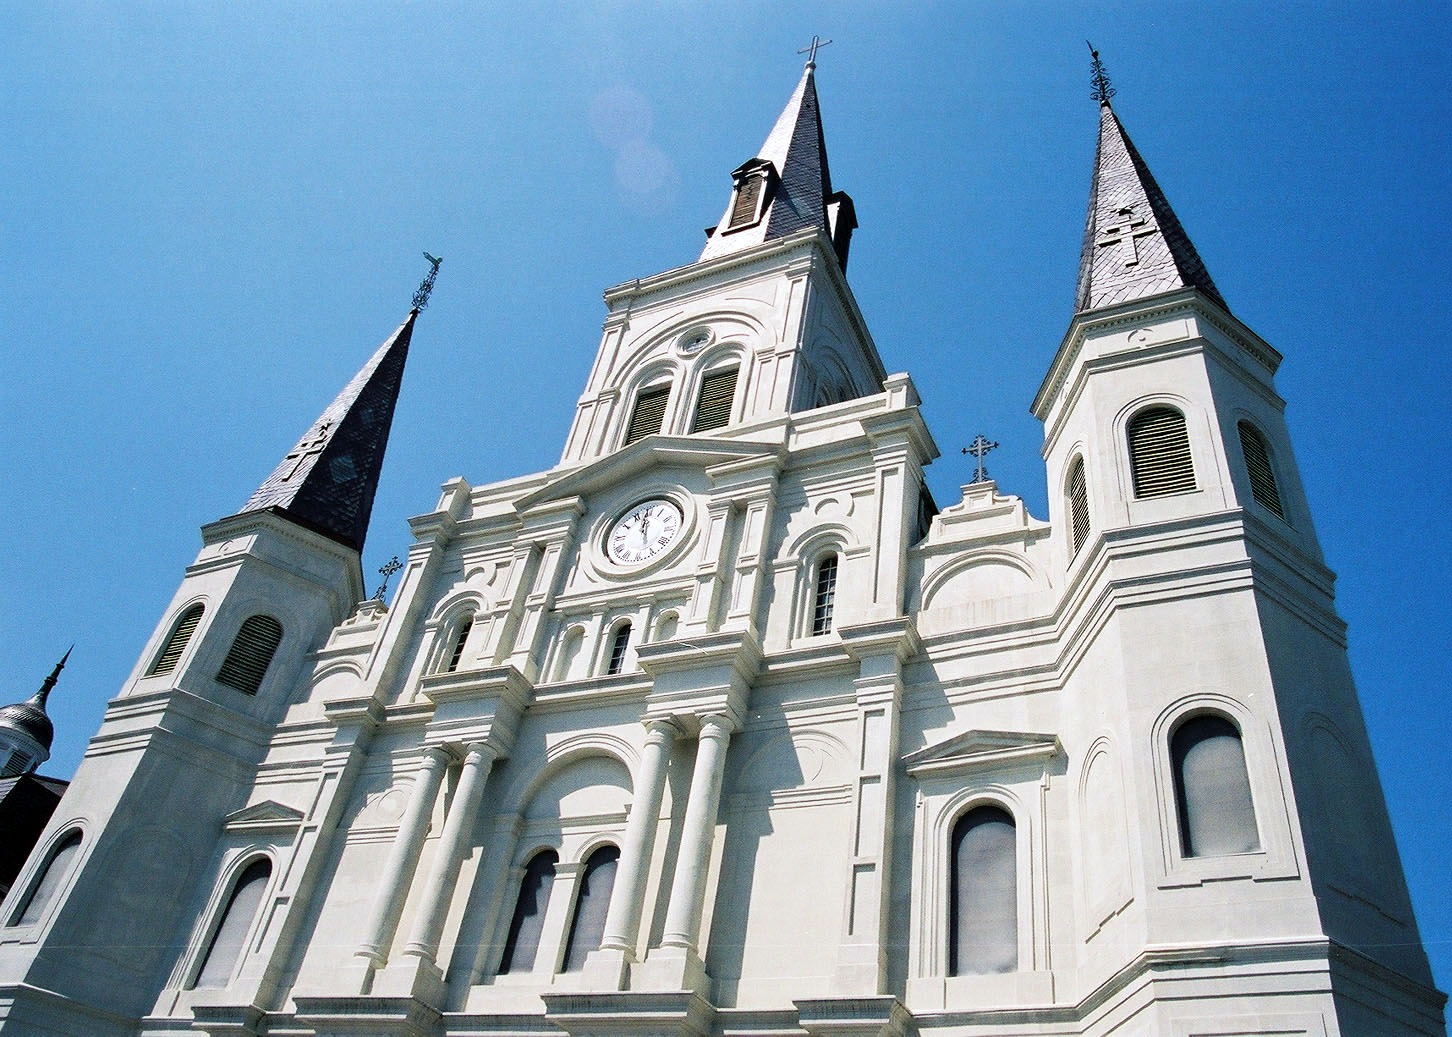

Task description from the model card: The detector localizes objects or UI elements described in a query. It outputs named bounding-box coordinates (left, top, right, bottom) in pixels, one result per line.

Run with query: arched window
left=1171, top=714, right=1260, bottom=857
left=949, top=806, right=1017, bottom=975
left=654, top=611, right=679, bottom=643
left=624, top=385, right=670, bottom=445
left=810, top=553, right=839, bottom=636
left=215, top=615, right=283, bottom=695
left=149, top=603, right=205, bottom=676
left=1237, top=421, right=1285, bottom=519
left=561, top=845, right=619, bottom=971
left=691, top=368, right=738, bottom=433
left=444, top=615, right=474, bottom=673
left=605, top=622, right=631, bottom=676
left=498, top=850, right=558, bottom=974
left=9, top=830, right=82, bottom=926
left=554, top=627, right=585, bottom=682
left=191, top=858, right=272, bottom=989
left=1067, top=457, right=1090, bottom=556
left=1127, top=406, right=1196, bottom=498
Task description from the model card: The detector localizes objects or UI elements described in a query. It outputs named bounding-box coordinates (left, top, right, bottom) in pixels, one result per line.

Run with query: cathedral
left=0, top=52, right=1444, bottom=1037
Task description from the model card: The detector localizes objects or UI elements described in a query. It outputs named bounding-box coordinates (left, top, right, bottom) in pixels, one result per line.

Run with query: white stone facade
left=0, top=93, right=1444, bottom=1037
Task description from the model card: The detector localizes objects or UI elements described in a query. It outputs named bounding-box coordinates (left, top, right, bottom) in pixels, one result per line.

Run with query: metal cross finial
left=1087, top=41, right=1116, bottom=106
left=412, top=252, right=443, bottom=312
left=962, top=434, right=999, bottom=484
left=374, top=555, right=403, bottom=600
left=798, top=35, right=832, bottom=69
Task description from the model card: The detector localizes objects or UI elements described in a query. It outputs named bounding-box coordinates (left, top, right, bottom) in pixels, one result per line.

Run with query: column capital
left=643, top=716, right=685, bottom=743
left=420, top=744, right=454, bottom=769
left=698, top=713, right=737, bottom=740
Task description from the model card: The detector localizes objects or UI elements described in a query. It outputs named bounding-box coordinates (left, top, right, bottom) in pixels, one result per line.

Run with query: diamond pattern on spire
left=1076, top=105, right=1227, bottom=313
left=237, top=312, right=415, bottom=552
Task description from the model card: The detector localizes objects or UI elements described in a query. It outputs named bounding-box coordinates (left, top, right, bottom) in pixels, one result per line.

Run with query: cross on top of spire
left=1087, top=41, right=1116, bottom=106
left=798, top=34, right=832, bottom=70
left=962, top=435, right=999, bottom=484
left=412, top=252, right=443, bottom=312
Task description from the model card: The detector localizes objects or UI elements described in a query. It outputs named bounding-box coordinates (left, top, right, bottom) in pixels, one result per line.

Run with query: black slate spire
left=1075, top=96, right=1227, bottom=314
left=236, top=311, right=415, bottom=553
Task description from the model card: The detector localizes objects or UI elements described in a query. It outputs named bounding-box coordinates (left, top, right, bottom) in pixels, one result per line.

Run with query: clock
left=607, top=498, right=683, bottom=565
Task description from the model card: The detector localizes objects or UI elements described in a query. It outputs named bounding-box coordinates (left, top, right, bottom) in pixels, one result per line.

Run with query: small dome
left=0, top=694, right=53, bottom=751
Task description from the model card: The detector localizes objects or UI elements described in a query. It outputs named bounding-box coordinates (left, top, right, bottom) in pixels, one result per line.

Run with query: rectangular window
left=691, top=368, right=738, bottom=433
left=730, top=176, right=763, bottom=228
left=624, top=386, right=670, bottom=444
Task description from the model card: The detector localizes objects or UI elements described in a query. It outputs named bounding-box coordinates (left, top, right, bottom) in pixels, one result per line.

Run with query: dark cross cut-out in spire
left=282, top=422, right=332, bottom=480
left=798, top=34, right=832, bottom=69
left=962, top=435, right=999, bottom=484
left=374, top=555, right=403, bottom=600
left=413, top=252, right=443, bottom=312
left=1097, top=205, right=1156, bottom=268
left=1087, top=41, right=1116, bottom=106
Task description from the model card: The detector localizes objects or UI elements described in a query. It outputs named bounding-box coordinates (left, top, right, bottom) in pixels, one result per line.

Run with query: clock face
left=607, top=498, right=683, bottom=565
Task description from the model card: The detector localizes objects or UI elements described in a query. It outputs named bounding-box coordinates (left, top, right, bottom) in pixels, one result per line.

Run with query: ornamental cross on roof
left=374, top=555, right=403, bottom=600
left=1097, top=205, right=1156, bottom=268
left=1087, top=41, right=1116, bottom=105
left=412, top=253, right=443, bottom=312
left=962, top=435, right=999, bottom=484
left=282, top=422, right=332, bottom=480
left=797, top=35, right=832, bottom=69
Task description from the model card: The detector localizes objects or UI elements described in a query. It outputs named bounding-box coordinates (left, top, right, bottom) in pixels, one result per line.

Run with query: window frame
left=623, top=383, right=672, bottom=446
left=603, top=621, right=631, bottom=676
left=147, top=602, right=206, bottom=677
left=215, top=614, right=284, bottom=696
left=1066, top=455, right=1091, bottom=558
left=184, top=853, right=275, bottom=992
left=689, top=365, right=740, bottom=434
left=3, top=826, right=85, bottom=935
left=1125, top=404, right=1197, bottom=499
left=809, top=552, right=839, bottom=637
left=1236, top=419, right=1287, bottom=521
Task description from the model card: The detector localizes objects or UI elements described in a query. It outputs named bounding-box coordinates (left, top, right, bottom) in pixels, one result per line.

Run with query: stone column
left=402, top=742, right=498, bottom=966
left=354, top=746, right=451, bottom=970
left=589, top=718, right=678, bottom=985
left=660, top=714, right=733, bottom=953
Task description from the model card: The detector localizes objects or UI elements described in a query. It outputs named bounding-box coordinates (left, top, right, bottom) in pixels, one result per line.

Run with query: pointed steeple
left=0, top=648, right=69, bottom=774
left=1075, top=67, right=1227, bottom=314
left=700, top=63, right=855, bottom=268
left=237, top=311, right=415, bottom=553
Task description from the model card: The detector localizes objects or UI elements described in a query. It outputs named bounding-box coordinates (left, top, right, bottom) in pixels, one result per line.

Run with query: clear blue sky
left=2, top=1, right=1448, bottom=995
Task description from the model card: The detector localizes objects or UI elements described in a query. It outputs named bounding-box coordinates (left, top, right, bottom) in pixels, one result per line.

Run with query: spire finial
left=961, top=435, right=999, bottom=485
left=412, top=252, right=443, bottom=312
left=374, top=555, right=403, bottom=601
left=31, top=645, right=71, bottom=710
left=797, top=34, right=832, bottom=70
left=1087, top=41, right=1116, bottom=106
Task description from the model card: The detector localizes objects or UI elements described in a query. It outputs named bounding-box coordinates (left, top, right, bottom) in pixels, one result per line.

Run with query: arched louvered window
left=498, top=850, right=558, bottom=974
left=624, top=385, right=670, bottom=445
left=1067, top=457, right=1090, bottom=556
left=949, top=806, right=1017, bottom=975
left=10, top=830, right=82, bottom=927
left=192, top=858, right=272, bottom=989
left=444, top=616, right=473, bottom=673
left=1237, top=422, right=1285, bottom=519
left=215, top=615, right=283, bottom=695
left=811, top=553, right=839, bottom=636
left=149, top=604, right=205, bottom=676
left=691, top=368, right=738, bottom=433
left=1171, top=714, right=1260, bottom=858
left=729, top=175, right=765, bottom=229
left=561, top=845, right=619, bottom=971
left=1127, top=406, right=1196, bottom=498
left=605, top=622, right=631, bottom=676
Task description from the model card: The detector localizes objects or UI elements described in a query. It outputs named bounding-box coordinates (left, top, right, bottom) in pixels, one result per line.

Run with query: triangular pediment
left=224, top=799, right=305, bottom=832
left=516, top=435, right=782, bottom=513
left=904, top=729, right=1061, bottom=777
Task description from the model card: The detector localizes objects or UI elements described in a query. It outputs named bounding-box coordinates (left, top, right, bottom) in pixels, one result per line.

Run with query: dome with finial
left=0, top=649, right=68, bottom=777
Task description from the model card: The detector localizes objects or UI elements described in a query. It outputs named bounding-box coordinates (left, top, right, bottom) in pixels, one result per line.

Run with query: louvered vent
left=730, top=176, right=763, bottom=229
left=149, top=604, right=204, bottom=676
left=1068, top=459, right=1091, bottom=555
left=1127, top=407, right=1196, bottom=498
left=1237, top=422, right=1284, bottom=519
left=691, top=368, right=738, bottom=433
left=216, top=615, right=283, bottom=695
left=445, top=617, right=473, bottom=673
left=624, top=386, right=670, bottom=445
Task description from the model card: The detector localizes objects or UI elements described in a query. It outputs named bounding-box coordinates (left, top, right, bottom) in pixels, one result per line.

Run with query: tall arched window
left=691, top=368, right=738, bottom=433
left=1067, top=457, right=1090, bottom=556
left=191, top=858, right=272, bottom=989
left=811, top=553, right=839, bottom=636
left=215, top=615, right=283, bottom=695
left=444, top=615, right=474, bottom=673
left=1171, top=714, right=1260, bottom=857
left=149, top=603, right=205, bottom=676
left=1127, top=406, right=1196, bottom=498
left=1237, top=421, right=1285, bottom=519
left=949, top=806, right=1017, bottom=975
left=498, top=850, right=558, bottom=975
left=605, top=622, right=631, bottom=676
left=561, top=845, right=619, bottom=971
left=554, top=627, right=585, bottom=682
left=9, top=829, right=82, bottom=927
left=624, top=385, right=671, bottom=444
